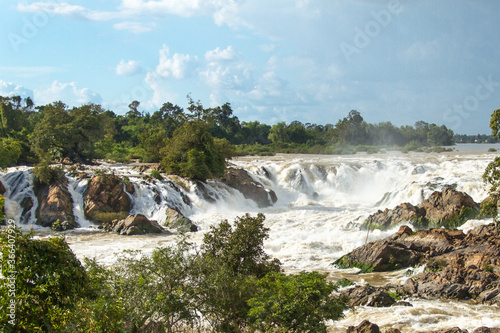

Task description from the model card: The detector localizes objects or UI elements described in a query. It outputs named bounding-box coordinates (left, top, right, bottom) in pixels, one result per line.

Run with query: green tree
left=247, top=271, right=348, bottom=333
left=0, top=138, right=22, bottom=168
left=0, top=229, right=87, bottom=331
left=483, top=108, right=500, bottom=223
left=161, top=120, right=232, bottom=180
left=30, top=103, right=110, bottom=163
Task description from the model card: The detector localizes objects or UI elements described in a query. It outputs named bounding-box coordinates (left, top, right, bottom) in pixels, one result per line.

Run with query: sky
left=1, top=0, right=500, bottom=135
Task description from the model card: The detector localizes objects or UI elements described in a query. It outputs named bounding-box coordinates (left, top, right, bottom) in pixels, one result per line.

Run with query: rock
left=19, top=196, right=34, bottom=225
left=420, top=188, right=479, bottom=228
left=110, top=214, right=164, bottom=235
left=335, top=223, right=500, bottom=303
left=347, top=320, right=380, bottom=333
left=364, top=188, right=479, bottom=230
left=222, top=168, right=277, bottom=208
left=344, top=286, right=395, bottom=307
left=334, top=239, right=423, bottom=272
left=35, top=175, right=76, bottom=230
left=84, top=174, right=131, bottom=224
left=164, top=207, right=198, bottom=232
left=420, top=329, right=469, bottom=333
left=473, top=328, right=500, bottom=333
left=365, top=202, right=426, bottom=230
left=0, top=180, right=5, bottom=195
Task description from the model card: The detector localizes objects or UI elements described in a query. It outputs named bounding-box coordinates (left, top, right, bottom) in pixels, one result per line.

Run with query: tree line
left=0, top=95, right=455, bottom=179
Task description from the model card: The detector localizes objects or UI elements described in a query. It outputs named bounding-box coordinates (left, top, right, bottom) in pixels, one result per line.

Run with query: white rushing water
left=1, top=149, right=500, bottom=331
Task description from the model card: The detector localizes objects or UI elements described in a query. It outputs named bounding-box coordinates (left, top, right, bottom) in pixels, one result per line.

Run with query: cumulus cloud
left=0, top=81, right=34, bottom=99
left=34, top=81, right=103, bottom=106
left=116, top=60, right=142, bottom=76
left=113, top=21, right=156, bottom=33
left=153, top=45, right=198, bottom=80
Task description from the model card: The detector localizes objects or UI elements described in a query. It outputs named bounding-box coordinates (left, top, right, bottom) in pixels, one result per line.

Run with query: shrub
left=33, top=162, right=64, bottom=185
left=247, top=271, right=349, bottom=333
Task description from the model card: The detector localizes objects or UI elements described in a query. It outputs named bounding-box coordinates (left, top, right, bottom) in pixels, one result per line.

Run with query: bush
left=0, top=229, right=87, bottom=331
left=247, top=271, right=349, bottom=333
left=150, top=169, right=163, bottom=180
left=33, top=162, right=64, bottom=185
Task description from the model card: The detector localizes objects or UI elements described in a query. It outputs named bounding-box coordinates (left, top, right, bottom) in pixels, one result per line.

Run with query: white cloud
left=116, top=60, right=142, bottom=76
left=17, top=0, right=242, bottom=27
left=401, top=40, right=441, bottom=62
left=205, top=46, right=237, bottom=62
left=34, top=81, right=103, bottom=106
left=113, top=21, right=156, bottom=33
left=152, top=45, right=198, bottom=80
left=17, top=2, right=120, bottom=21
left=0, top=81, right=34, bottom=99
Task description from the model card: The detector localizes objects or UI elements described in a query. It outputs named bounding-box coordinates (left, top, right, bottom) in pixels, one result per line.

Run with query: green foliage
left=161, top=120, right=232, bottom=180
left=150, top=169, right=163, bottom=180
left=0, top=195, right=5, bottom=223
left=0, top=228, right=87, bottom=331
left=29, top=103, right=112, bottom=163
left=202, top=213, right=281, bottom=278
left=336, top=278, right=354, bottom=288
left=0, top=138, right=22, bottom=168
left=247, top=271, right=348, bottom=333
left=32, top=162, right=64, bottom=185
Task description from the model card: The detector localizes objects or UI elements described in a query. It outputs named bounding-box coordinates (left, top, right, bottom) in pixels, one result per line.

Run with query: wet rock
left=110, top=214, right=164, bottom=235
left=0, top=180, right=5, bottom=195
left=365, top=202, right=426, bottom=230
left=164, top=207, right=198, bottom=232
left=35, top=175, right=76, bottom=230
left=347, top=320, right=380, bottom=333
left=20, top=196, right=34, bottom=225
left=194, top=181, right=218, bottom=203
left=420, top=329, right=469, bottom=333
left=84, top=174, right=131, bottom=224
left=222, top=168, right=277, bottom=207
left=420, top=188, right=480, bottom=228
left=364, top=188, right=479, bottom=230
left=343, top=286, right=395, bottom=307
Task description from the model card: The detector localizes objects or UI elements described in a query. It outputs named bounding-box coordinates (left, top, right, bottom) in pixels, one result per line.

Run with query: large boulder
left=344, top=285, right=396, bottom=307
left=109, top=214, right=164, bottom=235
left=347, top=320, right=381, bottom=333
left=35, top=175, right=76, bottom=230
left=364, top=188, right=479, bottom=230
left=84, top=174, right=131, bottom=224
left=222, top=168, right=277, bottom=208
left=164, top=207, right=198, bottom=232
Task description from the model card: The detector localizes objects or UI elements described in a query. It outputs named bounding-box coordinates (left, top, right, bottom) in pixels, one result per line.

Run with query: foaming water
left=1, top=151, right=498, bottom=331
left=330, top=299, right=500, bottom=332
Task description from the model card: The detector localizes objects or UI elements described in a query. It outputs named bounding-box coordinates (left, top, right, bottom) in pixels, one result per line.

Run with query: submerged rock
left=344, top=285, right=395, bottom=307
left=222, top=168, right=277, bottom=208
left=364, top=188, right=479, bottom=230
left=35, top=175, right=76, bottom=230
left=164, top=207, right=198, bottom=232
left=346, top=320, right=383, bottom=333
left=84, top=174, right=131, bottom=224
left=109, top=214, right=164, bottom=235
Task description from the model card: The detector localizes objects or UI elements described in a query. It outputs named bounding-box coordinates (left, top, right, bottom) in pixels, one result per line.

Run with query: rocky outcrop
left=108, top=214, right=164, bottom=235
left=222, top=168, right=277, bottom=208
left=336, top=224, right=500, bottom=304
left=364, top=188, right=479, bottom=230
left=164, top=207, right=198, bottom=232
left=35, top=176, right=76, bottom=230
left=84, top=174, right=132, bottom=224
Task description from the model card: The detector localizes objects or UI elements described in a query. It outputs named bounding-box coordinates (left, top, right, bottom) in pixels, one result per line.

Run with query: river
left=1, top=149, right=500, bottom=331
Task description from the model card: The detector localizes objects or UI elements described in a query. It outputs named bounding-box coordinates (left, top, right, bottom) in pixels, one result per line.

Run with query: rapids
left=2, top=148, right=500, bottom=330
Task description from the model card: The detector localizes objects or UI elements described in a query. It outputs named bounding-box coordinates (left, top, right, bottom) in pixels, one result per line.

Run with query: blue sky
left=1, top=0, right=499, bottom=134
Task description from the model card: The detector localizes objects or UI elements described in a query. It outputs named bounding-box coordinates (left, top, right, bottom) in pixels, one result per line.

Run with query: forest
left=0, top=95, right=455, bottom=173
